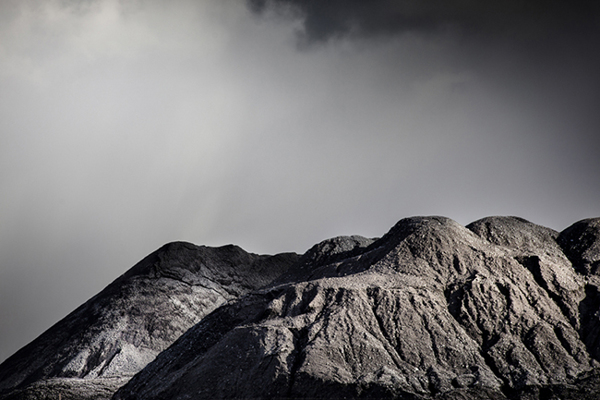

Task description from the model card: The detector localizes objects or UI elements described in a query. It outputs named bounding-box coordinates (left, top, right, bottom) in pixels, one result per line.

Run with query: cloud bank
left=249, top=0, right=600, bottom=44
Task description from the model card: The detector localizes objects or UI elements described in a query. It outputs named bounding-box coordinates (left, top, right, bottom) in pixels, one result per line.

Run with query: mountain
left=113, top=216, right=600, bottom=400
left=1, top=216, right=599, bottom=399
left=0, top=242, right=299, bottom=400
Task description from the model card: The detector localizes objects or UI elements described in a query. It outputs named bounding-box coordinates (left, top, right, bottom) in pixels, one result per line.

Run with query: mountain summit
left=1, top=216, right=600, bottom=399
left=0, top=243, right=298, bottom=399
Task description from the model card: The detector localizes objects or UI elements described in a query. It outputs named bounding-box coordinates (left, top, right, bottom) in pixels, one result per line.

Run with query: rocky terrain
left=0, top=242, right=298, bottom=400
left=1, top=216, right=599, bottom=399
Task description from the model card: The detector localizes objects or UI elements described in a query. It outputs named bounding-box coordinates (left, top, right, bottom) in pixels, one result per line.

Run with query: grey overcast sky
left=1, top=0, right=599, bottom=362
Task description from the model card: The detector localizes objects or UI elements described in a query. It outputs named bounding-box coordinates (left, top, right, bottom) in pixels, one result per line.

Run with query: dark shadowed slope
left=113, top=216, right=600, bottom=400
left=0, top=242, right=299, bottom=400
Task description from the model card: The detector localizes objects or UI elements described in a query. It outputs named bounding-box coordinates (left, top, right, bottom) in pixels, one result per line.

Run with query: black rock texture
left=0, top=242, right=299, bottom=400
left=111, top=216, right=600, bottom=400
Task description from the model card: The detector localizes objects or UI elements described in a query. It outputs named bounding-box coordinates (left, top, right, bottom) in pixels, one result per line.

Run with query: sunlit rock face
left=110, top=216, right=600, bottom=400
left=0, top=242, right=299, bottom=400
left=2, top=216, right=600, bottom=400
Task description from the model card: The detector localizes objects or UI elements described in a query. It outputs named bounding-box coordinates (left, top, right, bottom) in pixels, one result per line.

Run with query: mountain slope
left=113, top=217, right=600, bottom=400
left=0, top=242, right=299, bottom=400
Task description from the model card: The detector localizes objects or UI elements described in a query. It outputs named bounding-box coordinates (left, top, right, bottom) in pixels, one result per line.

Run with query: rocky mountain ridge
left=0, top=242, right=298, bottom=399
left=1, top=216, right=599, bottom=399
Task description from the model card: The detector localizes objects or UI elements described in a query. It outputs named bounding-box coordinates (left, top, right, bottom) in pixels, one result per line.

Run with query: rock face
left=112, top=216, right=600, bottom=400
left=2, top=216, right=600, bottom=400
left=0, top=242, right=299, bottom=400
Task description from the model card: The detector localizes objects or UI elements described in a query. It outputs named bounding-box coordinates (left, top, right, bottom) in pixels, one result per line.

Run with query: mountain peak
left=2, top=216, right=600, bottom=400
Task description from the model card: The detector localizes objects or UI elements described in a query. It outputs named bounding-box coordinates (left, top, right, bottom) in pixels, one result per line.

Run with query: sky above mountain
left=1, top=0, right=599, bottom=362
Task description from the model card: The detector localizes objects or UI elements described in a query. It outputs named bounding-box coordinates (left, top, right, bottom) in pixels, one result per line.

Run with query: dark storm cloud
left=249, top=0, right=600, bottom=45
left=248, top=0, right=600, bottom=177
left=248, top=0, right=600, bottom=167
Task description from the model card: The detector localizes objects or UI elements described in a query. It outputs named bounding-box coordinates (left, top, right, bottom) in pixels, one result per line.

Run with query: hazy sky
left=1, top=0, right=599, bottom=362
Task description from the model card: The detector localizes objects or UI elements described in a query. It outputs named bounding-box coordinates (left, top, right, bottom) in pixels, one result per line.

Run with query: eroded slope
left=114, top=217, right=600, bottom=400
left=0, top=242, right=298, bottom=400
